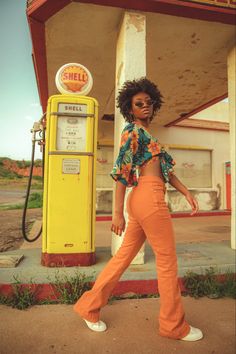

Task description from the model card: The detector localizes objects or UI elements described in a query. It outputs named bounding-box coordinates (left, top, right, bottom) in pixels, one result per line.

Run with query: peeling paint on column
left=117, top=61, right=124, bottom=86
left=127, top=13, right=144, bottom=32
left=216, top=183, right=222, bottom=210
left=113, top=11, right=146, bottom=264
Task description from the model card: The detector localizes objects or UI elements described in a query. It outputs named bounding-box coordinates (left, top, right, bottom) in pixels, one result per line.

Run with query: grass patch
left=27, top=192, right=43, bottom=208
left=42, top=270, right=95, bottom=305
left=183, top=267, right=236, bottom=299
left=0, top=267, right=235, bottom=310
left=0, top=275, right=42, bottom=310
left=32, top=175, right=43, bottom=182
left=0, top=271, right=94, bottom=310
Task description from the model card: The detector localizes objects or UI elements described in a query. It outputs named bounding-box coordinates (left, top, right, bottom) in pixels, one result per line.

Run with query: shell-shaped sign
left=55, top=63, right=93, bottom=95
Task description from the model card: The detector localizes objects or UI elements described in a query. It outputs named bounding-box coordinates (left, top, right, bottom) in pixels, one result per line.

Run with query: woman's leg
left=73, top=214, right=146, bottom=322
left=130, top=177, right=190, bottom=339
left=141, top=211, right=190, bottom=339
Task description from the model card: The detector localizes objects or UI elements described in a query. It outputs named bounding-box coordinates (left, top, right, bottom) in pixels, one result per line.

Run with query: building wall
left=156, top=125, right=230, bottom=211
left=188, top=99, right=229, bottom=122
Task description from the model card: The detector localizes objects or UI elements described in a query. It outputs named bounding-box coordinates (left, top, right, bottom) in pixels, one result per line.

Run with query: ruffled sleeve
left=110, top=126, right=134, bottom=187
left=159, top=148, right=176, bottom=183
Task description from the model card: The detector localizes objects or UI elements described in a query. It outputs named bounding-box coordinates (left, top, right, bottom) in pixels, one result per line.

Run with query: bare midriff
left=139, top=155, right=165, bottom=182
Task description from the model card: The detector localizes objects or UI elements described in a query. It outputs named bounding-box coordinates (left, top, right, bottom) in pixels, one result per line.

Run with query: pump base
left=41, top=252, right=96, bottom=267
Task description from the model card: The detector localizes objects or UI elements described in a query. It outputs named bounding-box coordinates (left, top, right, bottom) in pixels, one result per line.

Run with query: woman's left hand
left=185, top=192, right=199, bottom=216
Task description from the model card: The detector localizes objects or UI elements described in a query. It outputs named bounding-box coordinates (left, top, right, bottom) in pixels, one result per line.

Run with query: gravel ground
left=0, top=208, right=42, bottom=252
left=0, top=297, right=235, bottom=354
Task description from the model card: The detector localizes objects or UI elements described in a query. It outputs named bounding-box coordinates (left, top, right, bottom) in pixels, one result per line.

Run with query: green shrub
left=0, top=275, right=41, bottom=310
left=0, top=271, right=94, bottom=309
left=46, top=270, right=94, bottom=305
left=27, top=192, right=43, bottom=208
left=0, top=166, right=19, bottom=179
left=34, top=159, right=42, bottom=167
left=32, top=175, right=43, bottom=181
left=183, top=267, right=236, bottom=299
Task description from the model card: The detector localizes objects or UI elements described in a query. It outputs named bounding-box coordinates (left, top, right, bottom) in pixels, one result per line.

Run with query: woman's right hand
left=111, top=212, right=126, bottom=237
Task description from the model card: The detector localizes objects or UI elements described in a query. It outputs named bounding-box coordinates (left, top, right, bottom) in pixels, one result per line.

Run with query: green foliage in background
left=0, top=157, right=42, bottom=179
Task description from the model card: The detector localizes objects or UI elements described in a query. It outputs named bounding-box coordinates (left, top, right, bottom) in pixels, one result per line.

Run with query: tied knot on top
left=159, top=148, right=176, bottom=182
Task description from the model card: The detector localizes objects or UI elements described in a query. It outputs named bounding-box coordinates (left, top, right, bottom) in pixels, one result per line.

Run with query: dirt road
left=0, top=297, right=235, bottom=354
left=0, top=208, right=42, bottom=252
left=0, top=183, right=42, bottom=252
left=0, top=190, right=26, bottom=205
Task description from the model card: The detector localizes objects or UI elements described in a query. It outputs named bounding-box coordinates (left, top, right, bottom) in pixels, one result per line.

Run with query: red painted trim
left=1, top=273, right=234, bottom=301
left=27, top=17, right=48, bottom=111
left=74, top=1, right=236, bottom=24
left=27, top=0, right=47, bottom=17
left=0, top=280, right=186, bottom=300
left=165, top=93, right=228, bottom=127
left=27, top=0, right=70, bottom=22
left=27, top=0, right=236, bottom=24
left=173, top=118, right=229, bottom=132
left=96, top=215, right=113, bottom=221
left=110, top=278, right=186, bottom=295
left=170, top=210, right=231, bottom=217
left=41, top=252, right=96, bottom=266
left=173, top=125, right=229, bottom=132
left=96, top=210, right=231, bottom=221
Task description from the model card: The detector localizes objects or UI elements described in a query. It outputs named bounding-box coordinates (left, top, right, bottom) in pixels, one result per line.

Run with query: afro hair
left=116, top=77, right=164, bottom=123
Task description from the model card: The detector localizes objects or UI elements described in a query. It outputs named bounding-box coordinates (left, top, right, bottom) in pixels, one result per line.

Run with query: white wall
left=155, top=124, right=230, bottom=209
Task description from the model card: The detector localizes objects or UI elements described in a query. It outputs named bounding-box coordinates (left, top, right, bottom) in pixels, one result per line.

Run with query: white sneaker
left=83, top=319, right=107, bottom=332
left=180, top=325, right=203, bottom=341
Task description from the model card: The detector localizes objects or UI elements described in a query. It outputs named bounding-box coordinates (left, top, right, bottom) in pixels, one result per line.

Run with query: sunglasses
left=134, top=99, right=156, bottom=108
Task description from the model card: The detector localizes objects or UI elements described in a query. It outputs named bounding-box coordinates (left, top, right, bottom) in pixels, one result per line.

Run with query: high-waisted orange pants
left=73, top=175, right=190, bottom=339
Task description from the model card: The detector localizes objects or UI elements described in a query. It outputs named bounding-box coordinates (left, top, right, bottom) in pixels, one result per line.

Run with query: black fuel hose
left=21, top=125, right=45, bottom=242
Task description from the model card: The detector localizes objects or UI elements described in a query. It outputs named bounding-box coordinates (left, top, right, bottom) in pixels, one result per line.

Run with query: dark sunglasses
left=134, top=99, right=156, bottom=108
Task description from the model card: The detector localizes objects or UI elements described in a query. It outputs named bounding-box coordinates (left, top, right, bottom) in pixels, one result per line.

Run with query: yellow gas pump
left=41, top=63, right=98, bottom=266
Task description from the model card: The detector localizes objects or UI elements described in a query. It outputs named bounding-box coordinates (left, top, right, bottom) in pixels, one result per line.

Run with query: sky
left=0, top=0, right=43, bottom=160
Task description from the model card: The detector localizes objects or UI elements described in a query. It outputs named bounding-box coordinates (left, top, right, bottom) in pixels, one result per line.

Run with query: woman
left=73, top=78, right=203, bottom=341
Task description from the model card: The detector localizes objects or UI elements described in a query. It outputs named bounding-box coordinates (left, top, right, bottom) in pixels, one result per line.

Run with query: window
left=96, top=146, right=114, bottom=188
left=169, top=148, right=212, bottom=188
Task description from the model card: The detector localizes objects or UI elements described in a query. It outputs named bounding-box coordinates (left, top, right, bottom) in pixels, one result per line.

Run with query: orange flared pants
left=73, top=175, right=190, bottom=339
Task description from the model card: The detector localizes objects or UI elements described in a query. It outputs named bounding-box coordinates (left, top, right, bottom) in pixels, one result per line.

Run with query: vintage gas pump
left=41, top=63, right=98, bottom=267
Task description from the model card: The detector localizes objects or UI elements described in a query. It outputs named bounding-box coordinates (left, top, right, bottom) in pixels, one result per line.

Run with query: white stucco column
left=227, top=46, right=236, bottom=250
left=111, top=11, right=146, bottom=264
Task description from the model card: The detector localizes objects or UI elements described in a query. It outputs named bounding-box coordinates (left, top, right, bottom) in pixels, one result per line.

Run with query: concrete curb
left=1, top=272, right=234, bottom=303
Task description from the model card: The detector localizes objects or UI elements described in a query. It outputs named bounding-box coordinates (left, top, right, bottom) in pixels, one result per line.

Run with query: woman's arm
left=168, top=174, right=189, bottom=196
left=168, top=174, right=199, bottom=215
left=111, top=181, right=127, bottom=236
left=114, top=180, right=127, bottom=215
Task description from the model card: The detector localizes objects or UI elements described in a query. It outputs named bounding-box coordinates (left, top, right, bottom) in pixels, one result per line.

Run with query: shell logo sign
left=55, top=63, right=93, bottom=96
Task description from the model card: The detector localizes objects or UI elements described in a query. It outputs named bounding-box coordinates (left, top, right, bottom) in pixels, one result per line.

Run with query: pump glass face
left=56, top=103, right=87, bottom=151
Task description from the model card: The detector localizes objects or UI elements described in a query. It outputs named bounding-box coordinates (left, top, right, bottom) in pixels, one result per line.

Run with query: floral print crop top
left=110, top=122, right=176, bottom=187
